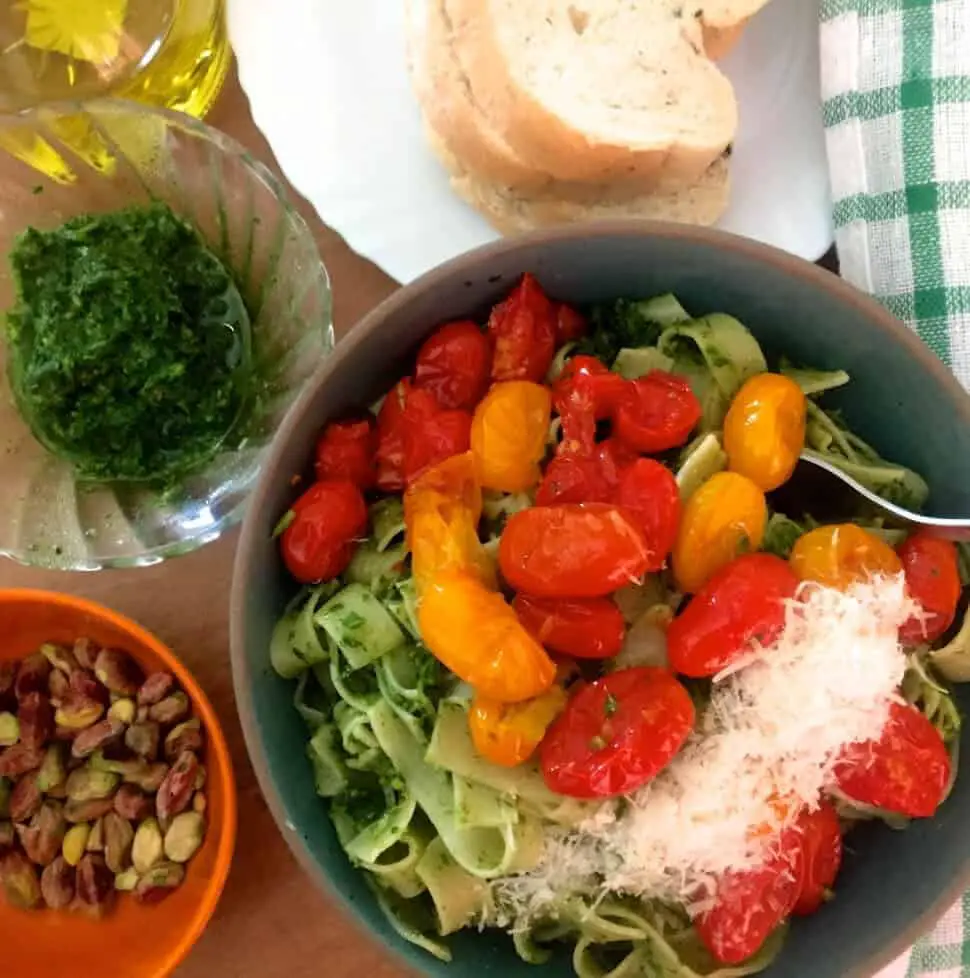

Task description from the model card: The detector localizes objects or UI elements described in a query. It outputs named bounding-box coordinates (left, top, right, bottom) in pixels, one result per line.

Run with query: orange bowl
left=0, top=589, right=237, bottom=978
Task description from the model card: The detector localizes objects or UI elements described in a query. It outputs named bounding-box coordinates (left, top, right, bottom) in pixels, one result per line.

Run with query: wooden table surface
left=0, top=69, right=410, bottom=978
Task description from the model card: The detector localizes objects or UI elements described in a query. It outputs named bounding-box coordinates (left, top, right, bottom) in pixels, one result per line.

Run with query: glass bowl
left=0, top=99, right=333, bottom=571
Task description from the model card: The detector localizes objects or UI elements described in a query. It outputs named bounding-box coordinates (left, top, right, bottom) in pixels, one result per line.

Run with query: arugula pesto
left=5, top=201, right=253, bottom=484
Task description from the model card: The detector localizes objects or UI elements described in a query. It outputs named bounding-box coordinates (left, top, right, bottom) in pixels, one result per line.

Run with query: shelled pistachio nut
left=163, top=812, right=205, bottom=864
left=66, top=768, right=119, bottom=803
left=132, top=817, right=164, bottom=874
left=40, top=643, right=78, bottom=676
left=107, top=698, right=136, bottom=726
left=94, top=649, right=144, bottom=697
left=0, top=712, right=19, bottom=747
left=35, top=743, right=66, bottom=792
left=76, top=853, right=115, bottom=918
left=103, top=813, right=135, bottom=874
left=164, top=717, right=204, bottom=759
left=64, top=796, right=116, bottom=824
left=86, top=817, right=105, bottom=853
left=0, top=848, right=41, bottom=908
left=62, top=823, right=91, bottom=866
left=125, top=721, right=160, bottom=760
left=114, top=867, right=139, bottom=892
left=40, top=856, right=75, bottom=909
left=134, top=861, right=184, bottom=904
left=54, top=694, right=104, bottom=731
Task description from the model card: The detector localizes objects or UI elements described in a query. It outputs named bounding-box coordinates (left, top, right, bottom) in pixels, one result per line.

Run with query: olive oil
left=0, top=0, right=230, bottom=118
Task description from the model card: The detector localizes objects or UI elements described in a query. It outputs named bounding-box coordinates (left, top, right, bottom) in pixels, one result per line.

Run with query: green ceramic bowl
left=230, top=223, right=970, bottom=978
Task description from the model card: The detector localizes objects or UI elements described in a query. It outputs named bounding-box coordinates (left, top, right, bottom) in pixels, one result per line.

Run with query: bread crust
left=442, top=0, right=738, bottom=184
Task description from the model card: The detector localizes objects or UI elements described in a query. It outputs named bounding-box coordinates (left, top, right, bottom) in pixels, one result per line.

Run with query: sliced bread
left=427, top=127, right=731, bottom=235
left=442, top=0, right=739, bottom=185
left=405, top=0, right=554, bottom=191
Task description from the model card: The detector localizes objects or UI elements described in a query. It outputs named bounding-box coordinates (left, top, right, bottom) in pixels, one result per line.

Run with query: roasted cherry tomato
left=487, top=273, right=557, bottom=383
left=612, top=370, right=701, bottom=454
left=666, top=553, right=799, bottom=678
left=898, top=532, right=962, bottom=644
left=500, top=504, right=651, bottom=598
left=414, top=320, right=491, bottom=410
left=374, top=380, right=428, bottom=491
left=555, top=303, right=587, bottom=345
left=614, top=459, right=681, bottom=573
left=471, top=381, right=551, bottom=492
left=553, top=356, right=629, bottom=454
left=280, top=480, right=368, bottom=584
left=513, top=594, right=626, bottom=659
left=418, top=570, right=556, bottom=703
left=553, top=356, right=627, bottom=420
left=672, top=471, right=767, bottom=593
left=789, top=524, right=902, bottom=590
left=536, top=436, right=636, bottom=507
left=403, top=405, right=472, bottom=483
left=314, top=417, right=377, bottom=489
left=535, top=452, right=614, bottom=506
left=791, top=801, right=842, bottom=916
left=469, top=686, right=568, bottom=767
left=723, top=373, right=807, bottom=491
left=833, top=700, right=951, bottom=818
left=540, top=667, right=694, bottom=798
left=404, top=453, right=494, bottom=592
left=695, top=834, right=801, bottom=964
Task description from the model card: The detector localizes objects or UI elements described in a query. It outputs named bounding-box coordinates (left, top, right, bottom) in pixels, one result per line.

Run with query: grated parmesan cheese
left=493, top=575, right=916, bottom=922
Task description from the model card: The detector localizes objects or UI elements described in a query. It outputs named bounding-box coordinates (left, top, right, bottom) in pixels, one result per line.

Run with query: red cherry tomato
left=695, top=836, right=801, bottom=964
left=898, top=532, right=962, bottom=645
left=614, top=459, right=681, bottom=573
left=280, top=480, right=368, bottom=583
left=555, top=303, right=587, bottom=345
left=314, top=418, right=377, bottom=489
left=403, top=406, right=472, bottom=484
left=375, top=380, right=421, bottom=491
left=596, top=437, right=639, bottom=473
left=553, top=356, right=628, bottom=454
left=487, top=274, right=557, bottom=383
left=792, top=802, right=842, bottom=916
left=535, top=439, right=636, bottom=506
left=612, top=370, right=701, bottom=454
left=499, top=504, right=651, bottom=598
left=535, top=453, right=614, bottom=506
left=666, top=553, right=799, bottom=678
left=833, top=700, right=951, bottom=818
left=375, top=381, right=472, bottom=489
left=513, top=594, right=626, bottom=659
left=540, top=667, right=694, bottom=798
left=553, top=356, right=628, bottom=420
left=414, top=320, right=492, bottom=410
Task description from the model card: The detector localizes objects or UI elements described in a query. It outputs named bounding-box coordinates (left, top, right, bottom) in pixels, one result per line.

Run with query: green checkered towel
left=821, top=0, right=970, bottom=394
left=820, top=1, right=970, bottom=973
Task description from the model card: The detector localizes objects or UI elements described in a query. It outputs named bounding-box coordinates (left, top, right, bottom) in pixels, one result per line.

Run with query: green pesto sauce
left=5, top=201, right=254, bottom=485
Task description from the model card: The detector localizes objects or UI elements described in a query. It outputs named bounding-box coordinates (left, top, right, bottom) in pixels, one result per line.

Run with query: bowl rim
left=0, top=96, right=335, bottom=572
left=229, top=219, right=970, bottom=978
left=0, top=586, right=238, bottom=978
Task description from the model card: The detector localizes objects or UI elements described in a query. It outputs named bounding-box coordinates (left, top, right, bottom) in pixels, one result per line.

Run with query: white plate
left=229, top=0, right=835, bottom=285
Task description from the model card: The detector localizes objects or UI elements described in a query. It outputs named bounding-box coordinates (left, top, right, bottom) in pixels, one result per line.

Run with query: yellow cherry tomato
left=723, top=373, right=807, bottom=491
left=468, top=686, right=568, bottom=767
left=672, top=471, right=767, bottom=593
left=789, top=523, right=903, bottom=590
left=418, top=570, right=556, bottom=703
left=405, top=453, right=495, bottom=592
left=471, top=381, right=551, bottom=492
